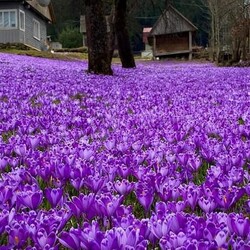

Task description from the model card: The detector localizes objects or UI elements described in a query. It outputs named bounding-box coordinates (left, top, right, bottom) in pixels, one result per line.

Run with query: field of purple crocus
left=0, top=52, right=250, bottom=249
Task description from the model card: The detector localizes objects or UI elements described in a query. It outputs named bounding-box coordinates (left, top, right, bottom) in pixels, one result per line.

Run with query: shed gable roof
left=150, top=5, right=198, bottom=36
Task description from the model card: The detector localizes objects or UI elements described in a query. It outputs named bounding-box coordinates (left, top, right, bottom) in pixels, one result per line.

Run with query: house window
left=0, top=10, right=17, bottom=29
left=33, top=19, right=40, bottom=40
left=19, top=10, right=25, bottom=31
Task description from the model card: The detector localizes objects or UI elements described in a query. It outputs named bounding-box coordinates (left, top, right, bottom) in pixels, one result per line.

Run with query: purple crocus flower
left=97, top=194, right=123, bottom=217
left=44, top=188, right=63, bottom=208
left=70, top=177, right=85, bottom=191
left=14, top=144, right=28, bottom=157
left=84, top=175, right=107, bottom=193
left=17, top=190, right=43, bottom=210
left=213, top=186, right=245, bottom=210
left=104, top=139, right=116, bottom=150
left=0, top=185, right=13, bottom=209
left=0, top=208, right=15, bottom=234
left=227, top=213, right=250, bottom=238
left=159, top=231, right=187, bottom=249
left=230, top=238, right=250, bottom=250
left=245, top=184, right=250, bottom=196
left=0, top=212, right=7, bottom=232
left=170, top=213, right=187, bottom=234
left=203, top=221, right=218, bottom=242
left=68, top=193, right=96, bottom=219
left=157, top=185, right=172, bottom=202
left=132, top=166, right=148, bottom=180
left=185, top=186, right=200, bottom=211
left=0, top=156, right=9, bottom=170
left=124, top=226, right=148, bottom=249
left=150, top=217, right=172, bottom=239
left=188, top=156, right=202, bottom=171
left=101, top=230, right=119, bottom=250
left=27, top=136, right=40, bottom=149
left=118, top=165, right=132, bottom=178
left=102, top=226, right=148, bottom=249
left=78, top=148, right=94, bottom=160
left=55, top=164, right=71, bottom=180
left=114, top=179, right=135, bottom=195
left=136, top=187, right=154, bottom=212
left=154, top=201, right=168, bottom=219
left=64, top=154, right=75, bottom=166
left=80, top=221, right=104, bottom=249
left=58, top=229, right=81, bottom=250
left=35, top=228, right=56, bottom=248
left=7, top=221, right=29, bottom=248
left=178, top=153, right=189, bottom=166
left=166, top=200, right=186, bottom=212
left=198, top=196, right=217, bottom=213
left=56, top=208, right=73, bottom=233
left=214, top=229, right=228, bottom=248
left=132, top=140, right=142, bottom=151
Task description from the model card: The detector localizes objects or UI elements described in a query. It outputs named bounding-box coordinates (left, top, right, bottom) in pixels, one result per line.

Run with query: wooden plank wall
left=155, top=32, right=189, bottom=54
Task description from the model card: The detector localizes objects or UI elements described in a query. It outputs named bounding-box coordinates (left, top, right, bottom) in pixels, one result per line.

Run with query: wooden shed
left=148, top=5, right=198, bottom=60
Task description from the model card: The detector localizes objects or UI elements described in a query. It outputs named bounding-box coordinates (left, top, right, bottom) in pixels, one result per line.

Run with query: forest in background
left=49, top=0, right=209, bottom=51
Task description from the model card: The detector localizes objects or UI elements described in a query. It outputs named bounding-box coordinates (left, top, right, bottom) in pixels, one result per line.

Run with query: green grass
left=1, top=129, right=16, bottom=143
left=123, top=192, right=146, bottom=218
left=238, top=117, right=245, bottom=125
left=0, top=48, right=88, bottom=61
left=52, top=99, right=61, bottom=105
left=0, top=95, right=9, bottom=103
left=228, top=194, right=249, bottom=214
left=1, top=48, right=143, bottom=63
left=193, top=160, right=211, bottom=185
left=207, top=132, right=222, bottom=141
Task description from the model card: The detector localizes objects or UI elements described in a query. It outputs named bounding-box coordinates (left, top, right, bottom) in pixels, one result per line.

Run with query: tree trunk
left=108, top=4, right=116, bottom=65
left=114, top=0, right=136, bottom=68
left=210, top=12, right=215, bottom=60
left=241, top=20, right=248, bottom=61
left=232, top=38, right=241, bottom=62
left=85, top=0, right=113, bottom=75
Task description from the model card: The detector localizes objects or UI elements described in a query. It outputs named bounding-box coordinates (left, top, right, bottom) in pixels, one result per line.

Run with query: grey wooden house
left=148, top=5, right=198, bottom=60
left=0, top=0, right=55, bottom=51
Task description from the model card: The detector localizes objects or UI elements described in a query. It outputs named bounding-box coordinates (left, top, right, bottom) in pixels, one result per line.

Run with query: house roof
left=143, top=28, right=152, bottom=43
left=0, top=0, right=55, bottom=23
left=149, top=5, right=198, bottom=36
left=24, top=0, right=55, bottom=23
left=143, top=27, right=152, bottom=33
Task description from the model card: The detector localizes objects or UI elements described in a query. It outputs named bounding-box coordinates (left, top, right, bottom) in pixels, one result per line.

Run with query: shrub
left=58, top=27, right=83, bottom=48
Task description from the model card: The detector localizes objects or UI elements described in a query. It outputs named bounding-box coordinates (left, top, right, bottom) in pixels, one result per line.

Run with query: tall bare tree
left=205, top=0, right=250, bottom=63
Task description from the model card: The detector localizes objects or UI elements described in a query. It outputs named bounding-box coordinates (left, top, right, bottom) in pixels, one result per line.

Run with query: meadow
left=0, top=53, right=250, bottom=249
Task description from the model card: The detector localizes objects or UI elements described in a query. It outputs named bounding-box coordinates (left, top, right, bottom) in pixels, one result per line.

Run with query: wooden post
left=153, top=35, right=156, bottom=59
left=188, top=31, right=192, bottom=60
